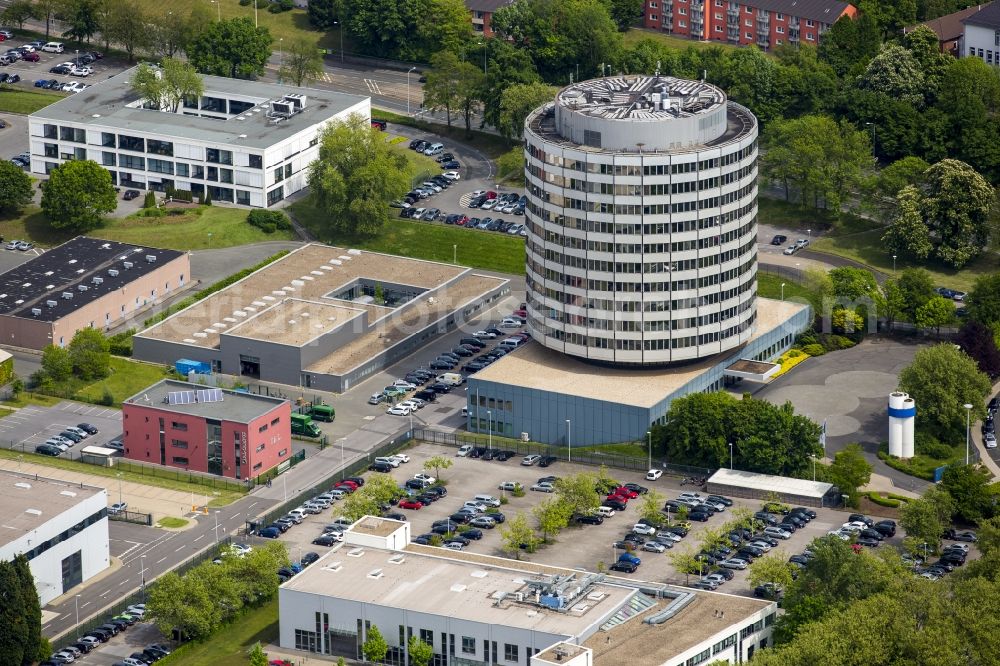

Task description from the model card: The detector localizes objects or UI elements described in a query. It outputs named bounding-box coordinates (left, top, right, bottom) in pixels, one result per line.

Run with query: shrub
left=142, top=191, right=156, bottom=208
left=512, top=486, right=525, bottom=497
left=203, top=188, right=212, bottom=206
left=247, top=209, right=291, bottom=234
left=167, top=209, right=185, bottom=216
left=787, top=349, right=803, bottom=358
left=108, top=328, right=135, bottom=357
left=801, top=343, right=826, bottom=356
left=239, top=0, right=252, bottom=4
left=796, top=330, right=819, bottom=347
left=99, top=387, right=114, bottom=406
left=828, top=335, right=856, bottom=350
left=867, top=492, right=901, bottom=508
left=171, top=189, right=194, bottom=203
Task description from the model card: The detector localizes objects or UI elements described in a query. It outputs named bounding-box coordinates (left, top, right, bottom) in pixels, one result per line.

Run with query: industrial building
left=0, top=237, right=189, bottom=350
left=642, top=0, right=856, bottom=50
left=28, top=66, right=370, bottom=208
left=278, top=516, right=777, bottom=665
left=121, top=379, right=291, bottom=481
left=0, top=471, right=109, bottom=605
left=133, top=244, right=509, bottom=392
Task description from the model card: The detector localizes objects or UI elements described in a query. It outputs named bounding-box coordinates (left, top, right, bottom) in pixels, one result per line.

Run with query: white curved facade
left=523, top=75, right=759, bottom=365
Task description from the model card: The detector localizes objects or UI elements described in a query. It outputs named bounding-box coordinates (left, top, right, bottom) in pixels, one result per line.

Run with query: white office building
left=523, top=75, right=758, bottom=365
left=28, top=66, right=370, bottom=208
left=962, top=2, right=1000, bottom=66
left=0, top=471, right=109, bottom=605
left=279, top=517, right=776, bottom=666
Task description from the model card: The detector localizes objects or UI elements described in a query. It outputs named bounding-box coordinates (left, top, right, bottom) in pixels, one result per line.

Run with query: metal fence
left=412, top=428, right=714, bottom=478
left=109, top=510, right=152, bottom=526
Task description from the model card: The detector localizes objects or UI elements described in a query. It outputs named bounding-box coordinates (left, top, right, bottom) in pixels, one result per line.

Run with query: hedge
left=143, top=250, right=289, bottom=328
left=866, top=492, right=901, bottom=508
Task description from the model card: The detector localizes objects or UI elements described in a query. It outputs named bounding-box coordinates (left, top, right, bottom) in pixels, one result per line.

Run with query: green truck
left=309, top=404, right=336, bottom=422
left=290, top=412, right=322, bottom=437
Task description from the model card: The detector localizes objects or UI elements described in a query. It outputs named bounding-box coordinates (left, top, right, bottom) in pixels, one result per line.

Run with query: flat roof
left=0, top=471, right=104, bottom=545
left=349, top=516, right=405, bottom=538
left=707, top=468, right=834, bottom=499
left=0, top=237, right=184, bottom=321
left=31, top=67, right=369, bottom=150
left=224, top=298, right=366, bottom=347
left=472, top=299, right=808, bottom=408
left=123, top=379, right=286, bottom=422
left=557, top=76, right=725, bottom=121
left=138, top=244, right=467, bottom=349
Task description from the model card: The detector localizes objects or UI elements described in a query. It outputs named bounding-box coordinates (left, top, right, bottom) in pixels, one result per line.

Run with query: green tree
left=491, top=0, right=623, bottom=84
left=417, top=0, right=473, bottom=56
left=62, top=0, right=102, bottom=44
left=68, top=327, right=110, bottom=380
left=880, top=278, right=906, bottom=330
left=497, top=82, right=556, bottom=140
left=865, top=156, right=929, bottom=221
left=639, top=490, right=666, bottom=527
left=0, top=161, right=33, bottom=213
left=967, top=273, right=1000, bottom=327
left=532, top=497, right=572, bottom=541
left=40, top=344, right=72, bottom=382
left=279, top=38, right=324, bottom=87
left=343, top=474, right=408, bottom=520
left=188, top=17, right=274, bottom=79
left=131, top=59, right=204, bottom=113
left=829, top=266, right=880, bottom=302
left=955, top=320, right=1000, bottom=379
left=0, top=558, right=29, bottom=665
left=826, top=443, right=872, bottom=505
left=408, top=635, right=433, bottom=666
left=454, top=58, right=485, bottom=135
left=41, top=160, right=116, bottom=232
left=941, top=464, right=994, bottom=524
left=422, top=50, right=463, bottom=127
left=423, top=455, right=453, bottom=480
left=13, top=554, right=42, bottom=665
left=604, top=0, right=644, bottom=30
left=34, top=0, right=61, bottom=38
left=883, top=184, right=933, bottom=260
left=899, top=343, right=991, bottom=439
left=480, top=39, right=541, bottom=130
left=307, top=114, right=410, bottom=236
left=148, top=9, right=190, bottom=58
left=499, top=513, right=540, bottom=559
left=362, top=625, right=388, bottom=662
left=855, top=43, right=925, bottom=107
left=817, top=12, right=881, bottom=77
left=899, top=485, right=955, bottom=554
left=99, top=0, right=150, bottom=62
left=343, top=0, right=468, bottom=61
left=896, top=268, right=936, bottom=321
left=0, top=0, right=36, bottom=29
left=308, top=0, right=341, bottom=29
left=668, top=546, right=706, bottom=584
left=148, top=571, right=218, bottom=640
left=916, top=295, right=957, bottom=337
left=248, top=641, right=267, bottom=666
left=554, top=472, right=600, bottom=518
left=860, top=0, right=917, bottom=38
left=747, top=553, right=797, bottom=591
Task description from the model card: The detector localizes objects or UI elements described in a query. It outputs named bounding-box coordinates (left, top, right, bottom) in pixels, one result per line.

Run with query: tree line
left=0, top=554, right=48, bottom=666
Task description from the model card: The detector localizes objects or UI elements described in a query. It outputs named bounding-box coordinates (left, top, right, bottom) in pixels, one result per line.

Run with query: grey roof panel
left=963, top=1, right=1000, bottom=29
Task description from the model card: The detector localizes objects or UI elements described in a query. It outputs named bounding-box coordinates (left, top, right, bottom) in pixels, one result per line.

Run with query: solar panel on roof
left=197, top=388, right=224, bottom=403
left=167, top=390, right=196, bottom=405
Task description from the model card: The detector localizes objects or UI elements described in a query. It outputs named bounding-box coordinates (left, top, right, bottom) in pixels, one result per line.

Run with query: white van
left=473, top=494, right=501, bottom=507
left=596, top=506, right=616, bottom=517
left=423, top=142, right=444, bottom=156
left=499, top=338, right=521, bottom=349
left=436, top=372, right=464, bottom=386
left=42, top=42, right=64, bottom=53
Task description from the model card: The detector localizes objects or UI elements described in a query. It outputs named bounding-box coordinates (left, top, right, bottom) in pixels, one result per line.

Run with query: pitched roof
left=906, top=5, right=985, bottom=41
left=464, top=0, right=511, bottom=13
left=964, top=1, right=1000, bottom=29
left=748, top=0, right=854, bottom=24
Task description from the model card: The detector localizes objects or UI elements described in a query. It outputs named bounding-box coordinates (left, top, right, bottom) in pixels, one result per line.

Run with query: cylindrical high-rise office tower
left=522, top=75, right=759, bottom=366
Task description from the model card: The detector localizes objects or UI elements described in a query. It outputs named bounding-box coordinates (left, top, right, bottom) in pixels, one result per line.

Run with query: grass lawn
left=74, top=357, right=170, bottom=405
left=624, top=28, right=744, bottom=52
left=757, top=197, right=867, bottom=234
left=290, top=199, right=525, bottom=274
left=2, top=393, right=62, bottom=409
left=159, top=599, right=279, bottom=666
left=376, top=110, right=517, bottom=160
left=135, top=1, right=344, bottom=50
left=0, top=447, right=245, bottom=504
left=572, top=442, right=648, bottom=458
left=757, top=271, right=816, bottom=303
left=0, top=87, right=67, bottom=114
left=398, top=145, right=443, bottom=188
left=0, top=205, right=293, bottom=250
left=155, top=516, right=189, bottom=529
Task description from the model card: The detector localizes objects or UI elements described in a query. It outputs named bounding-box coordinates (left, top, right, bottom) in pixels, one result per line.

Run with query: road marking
left=248, top=502, right=258, bottom=510
left=80, top=601, right=90, bottom=608
left=156, top=557, right=166, bottom=564
left=193, top=534, right=204, bottom=542
left=364, top=78, right=382, bottom=94
left=174, top=545, right=185, bottom=552
left=118, top=578, right=129, bottom=586
left=99, top=590, right=111, bottom=597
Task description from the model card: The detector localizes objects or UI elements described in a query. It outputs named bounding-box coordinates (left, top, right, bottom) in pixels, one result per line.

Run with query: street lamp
left=453, top=244, right=457, bottom=264
left=964, top=403, right=974, bottom=464
left=892, top=254, right=897, bottom=273
left=214, top=511, right=220, bottom=544
left=116, top=472, right=123, bottom=505
left=647, top=430, right=652, bottom=471
left=406, top=66, right=416, bottom=115
left=865, top=122, right=876, bottom=158
left=566, top=419, right=572, bottom=463
left=487, top=410, right=492, bottom=451
left=333, top=21, right=344, bottom=63
left=809, top=454, right=816, bottom=482
left=780, top=282, right=786, bottom=301
left=728, top=442, right=734, bottom=470
left=74, top=594, right=80, bottom=628
left=210, top=0, right=220, bottom=21
left=140, top=555, right=147, bottom=600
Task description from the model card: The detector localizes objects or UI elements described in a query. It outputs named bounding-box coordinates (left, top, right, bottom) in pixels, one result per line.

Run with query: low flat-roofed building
left=0, top=236, right=189, bottom=350
left=133, top=243, right=509, bottom=392
left=0, top=471, right=109, bottom=605
left=467, top=298, right=810, bottom=446
left=707, top=468, right=839, bottom=507
left=28, top=66, right=370, bottom=208
left=122, top=379, right=291, bottom=480
left=279, top=517, right=776, bottom=665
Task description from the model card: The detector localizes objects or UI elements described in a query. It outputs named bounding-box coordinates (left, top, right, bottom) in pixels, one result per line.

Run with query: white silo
left=888, top=391, right=916, bottom=459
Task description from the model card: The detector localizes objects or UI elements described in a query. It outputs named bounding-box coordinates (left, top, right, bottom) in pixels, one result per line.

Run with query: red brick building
left=466, top=0, right=513, bottom=35
left=642, top=0, right=856, bottom=50
left=122, top=380, right=292, bottom=481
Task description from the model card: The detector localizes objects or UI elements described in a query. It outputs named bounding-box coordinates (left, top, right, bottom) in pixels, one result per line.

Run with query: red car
left=455, top=215, right=469, bottom=226
left=513, top=309, right=527, bottom=318
left=337, top=480, right=359, bottom=489
left=607, top=493, right=629, bottom=504
left=399, top=500, right=423, bottom=510
left=613, top=487, right=639, bottom=499
left=22, top=52, right=39, bottom=62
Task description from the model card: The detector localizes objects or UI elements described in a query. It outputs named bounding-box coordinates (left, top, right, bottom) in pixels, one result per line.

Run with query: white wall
left=963, top=24, right=1000, bottom=64
left=0, top=490, right=109, bottom=605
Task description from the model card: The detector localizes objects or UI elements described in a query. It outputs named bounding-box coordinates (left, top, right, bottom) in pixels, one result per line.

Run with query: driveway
left=749, top=337, right=930, bottom=492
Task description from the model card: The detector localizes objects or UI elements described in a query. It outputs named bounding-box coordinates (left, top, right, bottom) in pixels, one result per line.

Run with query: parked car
left=521, top=454, right=542, bottom=466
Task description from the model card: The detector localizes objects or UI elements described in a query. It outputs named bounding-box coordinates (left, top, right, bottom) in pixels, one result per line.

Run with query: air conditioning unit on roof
left=108, top=269, right=119, bottom=277
left=123, top=261, right=133, bottom=269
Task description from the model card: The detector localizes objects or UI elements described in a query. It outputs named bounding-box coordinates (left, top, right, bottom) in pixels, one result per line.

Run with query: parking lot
left=259, top=441, right=979, bottom=600
left=0, top=401, right=122, bottom=451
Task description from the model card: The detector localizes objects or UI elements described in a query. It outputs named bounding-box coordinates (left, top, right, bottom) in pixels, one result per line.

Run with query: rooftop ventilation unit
left=30, top=308, right=41, bottom=316
left=46, top=300, right=57, bottom=308
left=123, top=261, right=133, bottom=269
left=92, top=277, right=103, bottom=285
left=62, top=291, right=73, bottom=299
left=146, top=255, right=157, bottom=263
left=269, top=100, right=294, bottom=118
left=100, top=243, right=111, bottom=249
left=108, top=269, right=119, bottom=277
left=367, top=569, right=384, bottom=579
left=77, top=285, right=88, bottom=292
left=283, top=93, right=307, bottom=110
left=388, top=554, right=405, bottom=565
